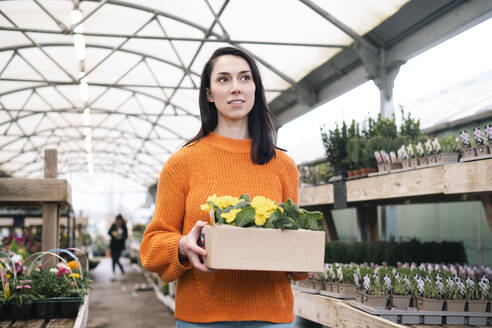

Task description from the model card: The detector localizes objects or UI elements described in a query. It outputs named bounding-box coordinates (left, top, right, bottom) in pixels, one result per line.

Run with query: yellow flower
left=251, top=196, right=278, bottom=226
left=215, top=195, right=241, bottom=209
left=221, top=208, right=241, bottom=223
left=255, top=214, right=267, bottom=226
left=200, top=194, right=241, bottom=212
left=67, top=260, right=78, bottom=271
left=6, top=273, right=11, bottom=279
left=68, top=273, right=80, bottom=279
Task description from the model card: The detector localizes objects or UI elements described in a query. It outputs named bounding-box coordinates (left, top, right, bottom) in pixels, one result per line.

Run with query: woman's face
left=207, top=55, right=256, bottom=123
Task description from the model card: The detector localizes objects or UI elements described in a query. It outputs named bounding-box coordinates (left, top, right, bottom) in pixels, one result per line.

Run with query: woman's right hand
left=178, top=220, right=214, bottom=273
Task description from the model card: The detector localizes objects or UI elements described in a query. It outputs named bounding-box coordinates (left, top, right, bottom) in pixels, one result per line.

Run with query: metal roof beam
left=298, top=0, right=379, bottom=54
left=0, top=26, right=347, bottom=48
left=274, top=0, right=492, bottom=126
left=0, top=83, right=200, bottom=119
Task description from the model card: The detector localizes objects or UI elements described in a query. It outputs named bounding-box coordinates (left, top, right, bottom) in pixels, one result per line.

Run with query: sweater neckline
left=201, top=132, right=251, bottom=153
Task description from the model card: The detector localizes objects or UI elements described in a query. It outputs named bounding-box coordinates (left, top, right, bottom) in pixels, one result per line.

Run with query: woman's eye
left=218, top=77, right=228, bottom=83
left=241, top=75, right=251, bottom=81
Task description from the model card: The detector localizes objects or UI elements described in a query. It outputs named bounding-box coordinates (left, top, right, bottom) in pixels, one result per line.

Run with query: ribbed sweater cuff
left=168, top=235, right=192, bottom=277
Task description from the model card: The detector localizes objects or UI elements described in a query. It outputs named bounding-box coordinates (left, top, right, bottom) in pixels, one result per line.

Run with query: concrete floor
left=86, top=257, right=323, bottom=328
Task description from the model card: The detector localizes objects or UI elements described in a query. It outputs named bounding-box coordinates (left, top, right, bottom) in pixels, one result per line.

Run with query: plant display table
left=299, top=158, right=492, bottom=242
left=294, top=290, right=490, bottom=327
left=0, top=295, right=88, bottom=328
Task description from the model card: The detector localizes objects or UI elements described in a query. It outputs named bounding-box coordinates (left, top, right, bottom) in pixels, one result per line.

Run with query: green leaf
left=235, top=206, right=255, bottom=227
left=240, top=194, right=250, bottom=203
left=232, top=199, right=248, bottom=209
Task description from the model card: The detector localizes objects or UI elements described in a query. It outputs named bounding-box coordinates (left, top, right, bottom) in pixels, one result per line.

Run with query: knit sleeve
left=279, top=153, right=299, bottom=203
left=140, top=153, right=192, bottom=282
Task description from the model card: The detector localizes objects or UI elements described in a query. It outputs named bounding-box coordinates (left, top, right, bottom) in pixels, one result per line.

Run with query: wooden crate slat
left=299, top=183, right=334, bottom=206
left=444, top=160, right=492, bottom=194
left=0, top=178, right=71, bottom=205
left=346, top=166, right=445, bottom=202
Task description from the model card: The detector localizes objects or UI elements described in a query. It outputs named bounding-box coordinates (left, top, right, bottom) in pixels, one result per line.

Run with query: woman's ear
left=206, top=88, right=214, bottom=102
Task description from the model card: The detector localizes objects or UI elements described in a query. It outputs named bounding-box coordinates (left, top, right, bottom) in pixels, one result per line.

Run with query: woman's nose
left=231, top=78, right=241, bottom=93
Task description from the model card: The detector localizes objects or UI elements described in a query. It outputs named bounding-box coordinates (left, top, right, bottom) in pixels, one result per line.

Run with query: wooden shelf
left=299, top=159, right=492, bottom=206
left=0, top=178, right=72, bottom=205
left=294, top=290, right=489, bottom=328
left=294, top=289, right=406, bottom=328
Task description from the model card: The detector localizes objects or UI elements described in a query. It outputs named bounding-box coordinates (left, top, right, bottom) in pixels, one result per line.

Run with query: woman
left=108, top=214, right=128, bottom=277
left=140, top=47, right=307, bottom=327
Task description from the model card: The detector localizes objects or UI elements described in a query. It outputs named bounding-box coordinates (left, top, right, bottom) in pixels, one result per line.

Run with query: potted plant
left=31, top=268, right=64, bottom=318
left=354, top=267, right=363, bottom=303
left=312, top=272, right=325, bottom=291
left=321, top=122, right=349, bottom=178
left=408, top=144, right=419, bottom=168
left=473, top=127, right=489, bottom=157
left=414, top=274, right=445, bottom=311
left=362, top=267, right=390, bottom=308
left=8, top=279, right=40, bottom=320
left=324, top=264, right=336, bottom=292
left=465, top=276, right=488, bottom=312
left=416, top=142, right=428, bottom=166
left=391, top=271, right=412, bottom=309
left=435, top=136, right=460, bottom=164
left=337, top=264, right=356, bottom=296
left=467, top=276, right=490, bottom=312
left=459, top=130, right=476, bottom=159
left=444, top=275, right=466, bottom=311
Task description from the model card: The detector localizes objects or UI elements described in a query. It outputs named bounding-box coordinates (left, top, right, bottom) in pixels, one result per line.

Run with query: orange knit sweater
left=140, top=132, right=302, bottom=323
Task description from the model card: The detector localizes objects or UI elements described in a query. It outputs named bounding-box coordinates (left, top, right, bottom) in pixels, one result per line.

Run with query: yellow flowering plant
left=201, top=194, right=323, bottom=231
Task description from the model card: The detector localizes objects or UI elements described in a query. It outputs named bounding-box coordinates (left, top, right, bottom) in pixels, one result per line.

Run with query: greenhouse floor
left=87, top=257, right=323, bottom=328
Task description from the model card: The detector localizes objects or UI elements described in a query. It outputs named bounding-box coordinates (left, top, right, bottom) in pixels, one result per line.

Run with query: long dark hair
left=184, top=47, right=277, bottom=164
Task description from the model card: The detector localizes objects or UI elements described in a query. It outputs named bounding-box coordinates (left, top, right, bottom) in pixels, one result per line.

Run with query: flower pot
left=54, top=297, right=82, bottom=318
left=461, top=147, right=476, bottom=159
left=323, top=282, right=332, bottom=292
left=377, top=163, right=385, bottom=173
left=366, top=167, right=377, bottom=174
left=446, top=299, right=466, bottom=312
left=353, top=169, right=361, bottom=177
left=401, top=159, right=411, bottom=169
left=476, top=144, right=490, bottom=157
left=416, top=296, right=444, bottom=311
left=331, top=282, right=339, bottom=293
left=391, top=294, right=412, bottom=310
left=427, top=154, right=437, bottom=164
left=9, top=303, right=33, bottom=320
left=355, top=290, right=364, bottom=303
left=363, top=293, right=388, bottom=308
left=337, top=283, right=355, bottom=295
left=35, top=298, right=58, bottom=319
left=435, top=152, right=459, bottom=164
left=418, top=156, right=428, bottom=165
left=389, top=162, right=402, bottom=170
left=313, top=280, right=325, bottom=291
left=467, top=300, right=487, bottom=312
left=410, top=157, right=418, bottom=168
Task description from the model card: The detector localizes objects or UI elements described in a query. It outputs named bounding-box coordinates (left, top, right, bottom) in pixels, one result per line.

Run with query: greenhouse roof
left=0, top=0, right=491, bottom=186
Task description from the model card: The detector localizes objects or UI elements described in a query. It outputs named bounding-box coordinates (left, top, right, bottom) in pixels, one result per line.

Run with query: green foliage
left=321, top=108, right=421, bottom=171
left=399, top=107, right=421, bottom=141
left=299, top=161, right=333, bottom=185
left=439, top=136, right=459, bottom=153
left=321, top=122, right=349, bottom=174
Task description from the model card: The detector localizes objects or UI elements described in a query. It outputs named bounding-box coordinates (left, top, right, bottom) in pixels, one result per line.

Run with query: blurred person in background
left=108, top=214, right=127, bottom=280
